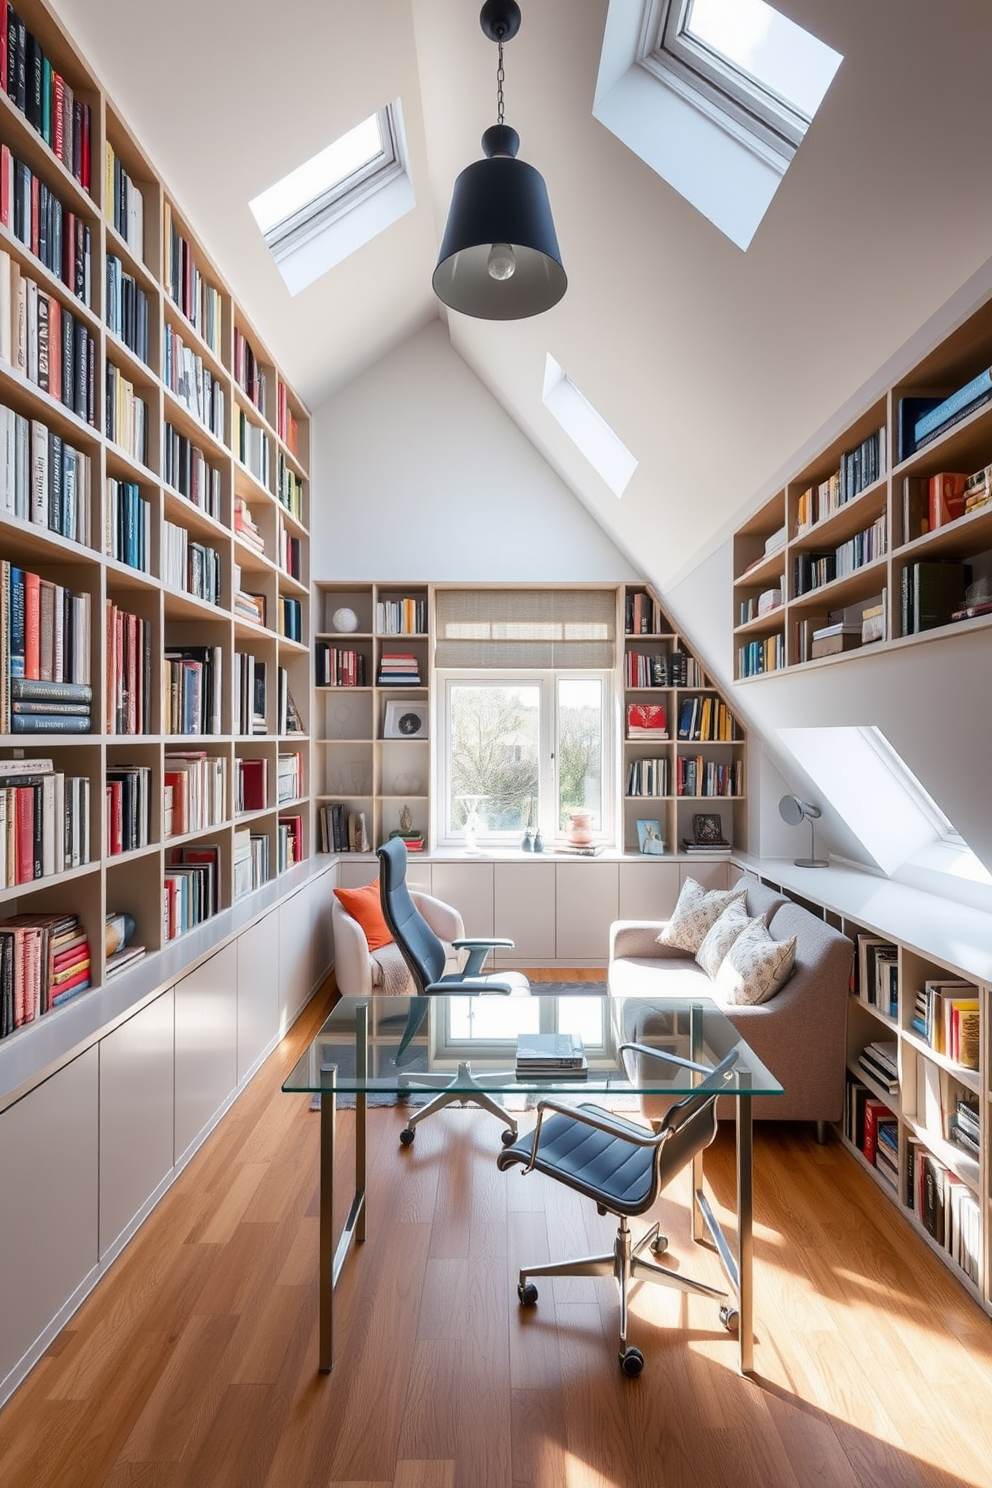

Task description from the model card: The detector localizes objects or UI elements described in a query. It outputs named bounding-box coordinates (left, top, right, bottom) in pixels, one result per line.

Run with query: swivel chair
left=497, top=1044, right=740, bottom=1376
left=377, top=837, right=530, bottom=1147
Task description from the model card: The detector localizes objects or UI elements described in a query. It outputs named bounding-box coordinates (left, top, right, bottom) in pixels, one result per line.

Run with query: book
left=515, top=1031, right=587, bottom=1076
left=914, top=368, right=992, bottom=444
left=928, top=472, right=968, bottom=530
left=908, top=560, right=971, bottom=634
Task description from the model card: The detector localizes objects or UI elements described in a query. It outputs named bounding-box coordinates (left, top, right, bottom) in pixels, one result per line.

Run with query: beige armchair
left=331, top=887, right=465, bottom=998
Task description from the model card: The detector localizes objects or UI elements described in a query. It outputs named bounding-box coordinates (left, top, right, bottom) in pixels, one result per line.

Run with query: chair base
left=399, top=1060, right=518, bottom=1146
left=516, top=1216, right=728, bottom=1372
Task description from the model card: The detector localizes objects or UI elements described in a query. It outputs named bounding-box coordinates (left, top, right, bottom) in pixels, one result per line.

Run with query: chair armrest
left=330, top=900, right=374, bottom=998
left=413, top=892, right=465, bottom=944
left=619, top=1039, right=715, bottom=1076
left=425, top=978, right=514, bottom=995
left=453, top=937, right=515, bottom=949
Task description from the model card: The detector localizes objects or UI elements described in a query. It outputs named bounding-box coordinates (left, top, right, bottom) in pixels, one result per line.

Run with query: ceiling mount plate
left=480, top=0, right=521, bottom=43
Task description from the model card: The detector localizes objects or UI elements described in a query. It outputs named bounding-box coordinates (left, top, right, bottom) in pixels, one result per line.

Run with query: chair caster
left=620, top=1346, right=644, bottom=1378
left=518, top=1282, right=539, bottom=1307
left=501, top=1128, right=517, bottom=1147
left=720, top=1305, right=739, bottom=1333
left=399, top=1127, right=416, bottom=1146
left=650, top=1234, right=669, bottom=1256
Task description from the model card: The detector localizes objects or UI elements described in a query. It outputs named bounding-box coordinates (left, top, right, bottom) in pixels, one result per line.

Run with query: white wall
left=310, top=322, right=637, bottom=584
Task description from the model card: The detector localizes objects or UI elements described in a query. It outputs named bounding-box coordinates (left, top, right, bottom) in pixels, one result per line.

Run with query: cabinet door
left=174, top=942, right=238, bottom=1163
left=238, top=912, right=280, bottom=1083
left=0, top=1047, right=98, bottom=1387
left=432, top=862, right=494, bottom=940
left=494, top=862, right=556, bottom=962
left=278, top=884, right=313, bottom=1027
left=310, top=868, right=336, bottom=994
left=100, top=990, right=175, bottom=1258
left=680, top=861, right=731, bottom=891
left=619, top=861, right=681, bottom=921
left=336, top=860, right=380, bottom=890
left=555, top=863, right=619, bottom=962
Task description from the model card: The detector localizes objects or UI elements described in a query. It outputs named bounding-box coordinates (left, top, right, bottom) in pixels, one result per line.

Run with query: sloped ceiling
left=50, top=0, right=992, bottom=584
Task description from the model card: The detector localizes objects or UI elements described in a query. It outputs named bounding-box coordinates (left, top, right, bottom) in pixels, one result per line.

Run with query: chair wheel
left=501, top=1128, right=517, bottom=1147
left=518, top=1282, right=539, bottom=1307
left=650, top=1234, right=669, bottom=1256
left=720, top=1305, right=739, bottom=1333
left=620, top=1346, right=644, bottom=1378
left=399, top=1127, right=415, bottom=1146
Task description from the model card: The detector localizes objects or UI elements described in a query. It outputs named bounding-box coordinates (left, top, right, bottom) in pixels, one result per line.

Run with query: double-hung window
left=434, top=590, right=616, bottom=850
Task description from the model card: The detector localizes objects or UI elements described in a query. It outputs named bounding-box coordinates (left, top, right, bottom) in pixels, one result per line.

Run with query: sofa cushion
left=333, top=880, right=393, bottom=951
left=713, top=919, right=797, bottom=1006
left=694, top=906, right=758, bottom=979
left=608, top=955, right=711, bottom=999
left=657, top=877, right=748, bottom=955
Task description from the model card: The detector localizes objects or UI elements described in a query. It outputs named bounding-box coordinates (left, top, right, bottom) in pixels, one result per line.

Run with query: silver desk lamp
left=779, top=794, right=829, bottom=868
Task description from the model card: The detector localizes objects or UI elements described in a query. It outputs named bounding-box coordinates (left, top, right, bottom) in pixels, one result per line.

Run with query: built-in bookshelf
left=621, top=584, right=746, bottom=857
left=313, top=582, right=429, bottom=856
left=0, top=0, right=312, bottom=1040
left=733, top=288, right=992, bottom=679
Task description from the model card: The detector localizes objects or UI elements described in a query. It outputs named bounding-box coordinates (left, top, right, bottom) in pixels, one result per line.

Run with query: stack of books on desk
left=516, top=1032, right=588, bottom=1079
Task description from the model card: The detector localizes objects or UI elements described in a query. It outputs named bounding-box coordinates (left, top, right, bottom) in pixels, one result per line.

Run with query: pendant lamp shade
left=432, top=2, right=566, bottom=320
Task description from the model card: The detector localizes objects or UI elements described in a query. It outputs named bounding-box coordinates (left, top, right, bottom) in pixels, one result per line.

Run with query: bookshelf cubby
left=733, top=290, right=992, bottom=678
left=0, top=0, right=312, bottom=1038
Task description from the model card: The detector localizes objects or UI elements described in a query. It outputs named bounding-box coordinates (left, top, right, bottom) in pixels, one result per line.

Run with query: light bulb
left=487, top=242, right=516, bottom=281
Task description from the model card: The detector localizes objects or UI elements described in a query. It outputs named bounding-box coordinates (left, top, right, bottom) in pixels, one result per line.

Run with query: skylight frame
left=542, top=355, right=638, bottom=498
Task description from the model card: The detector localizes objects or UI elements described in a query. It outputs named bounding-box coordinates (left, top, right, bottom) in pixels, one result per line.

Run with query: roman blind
left=434, top=588, right=616, bottom=670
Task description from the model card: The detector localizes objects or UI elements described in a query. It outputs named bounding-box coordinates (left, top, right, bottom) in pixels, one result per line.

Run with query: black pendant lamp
left=433, top=0, right=566, bottom=320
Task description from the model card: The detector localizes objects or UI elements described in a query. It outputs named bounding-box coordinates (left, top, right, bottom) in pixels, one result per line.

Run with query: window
left=249, top=100, right=415, bottom=295
left=542, top=355, right=638, bottom=497
left=438, top=674, right=611, bottom=847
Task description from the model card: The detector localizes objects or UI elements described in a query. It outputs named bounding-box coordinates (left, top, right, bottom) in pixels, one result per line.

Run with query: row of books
left=164, top=323, right=225, bottom=440
left=277, top=814, right=302, bottom=872
left=234, top=328, right=266, bottom=417
left=0, top=405, right=92, bottom=544
left=796, top=427, right=887, bottom=536
left=914, top=1052, right=977, bottom=1166
left=677, top=696, right=738, bottom=742
left=624, top=757, right=670, bottom=798
left=164, top=845, right=220, bottom=941
left=0, top=249, right=95, bottom=418
left=910, top=979, right=979, bottom=1071
left=623, top=652, right=668, bottom=688
left=234, top=825, right=268, bottom=899
left=855, top=935, right=898, bottom=1017
left=106, top=601, right=151, bottom=735
left=237, top=408, right=271, bottom=486
left=164, top=202, right=222, bottom=356
left=675, top=756, right=742, bottom=798
left=278, top=524, right=302, bottom=580
left=900, top=369, right=992, bottom=460
left=515, top=1032, right=587, bottom=1080
left=164, top=422, right=222, bottom=518
left=0, top=760, right=90, bottom=883
left=164, top=751, right=227, bottom=838
left=375, top=598, right=426, bottom=635
left=3, top=6, right=93, bottom=192
left=278, top=751, right=304, bottom=804
left=833, top=514, right=887, bottom=579
left=318, top=803, right=369, bottom=854
left=738, top=586, right=782, bottom=626
left=0, top=912, right=91, bottom=1038
left=104, top=142, right=144, bottom=258
left=163, top=523, right=222, bottom=606
left=844, top=1078, right=899, bottom=1188
left=624, top=591, right=664, bottom=636
left=277, top=383, right=298, bottom=455
left=105, top=362, right=148, bottom=463
left=233, top=586, right=265, bottom=626
left=164, top=646, right=222, bottom=736
left=105, top=479, right=150, bottom=573
left=857, top=1038, right=898, bottom=1095
left=315, top=643, right=366, bottom=688
left=0, top=142, right=92, bottom=306
left=105, top=254, right=149, bottom=364
left=908, top=1138, right=980, bottom=1282
left=277, top=454, right=303, bottom=523
left=738, top=634, right=784, bottom=677
left=278, top=595, right=302, bottom=643
left=233, top=495, right=264, bottom=554
left=106, top=765, right=151, bottom=856
left=899, top=559, right=970, bottom=635
left=1, top=564, right=92, bottom=733
left=377, top=651, right=420, bottom=685
left=233, top=651, right=267, bottom=736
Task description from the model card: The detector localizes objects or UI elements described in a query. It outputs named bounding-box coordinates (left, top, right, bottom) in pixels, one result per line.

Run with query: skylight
left=593, top=1, right=842, bottom=249
left=249, top=101, right=415, bottom=295
left=542, top=355, right=638, bottom=497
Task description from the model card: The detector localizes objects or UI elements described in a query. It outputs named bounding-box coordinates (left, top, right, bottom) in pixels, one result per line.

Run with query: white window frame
left=436, top=670, right=615, bottom=850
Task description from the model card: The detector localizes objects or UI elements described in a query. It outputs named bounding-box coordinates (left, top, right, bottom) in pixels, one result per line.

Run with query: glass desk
left=282, top=993, right=783, bottom=1375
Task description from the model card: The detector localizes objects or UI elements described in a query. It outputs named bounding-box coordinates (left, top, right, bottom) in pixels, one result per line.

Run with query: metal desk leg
left=690, top=1005, right=705, bottom=1243
left=318, top=1002, right=369, bottom=1373
left=736, top=1073, right=754, bottom=1375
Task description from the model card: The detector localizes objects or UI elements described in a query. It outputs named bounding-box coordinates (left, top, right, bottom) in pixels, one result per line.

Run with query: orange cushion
left=333, top=880, right=393, bottom=952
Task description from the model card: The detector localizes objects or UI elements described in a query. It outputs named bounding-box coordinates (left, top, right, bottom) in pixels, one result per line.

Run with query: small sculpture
left=533, top=828, right=544, bottom=852
left=399, top=803, right=413, bottom=833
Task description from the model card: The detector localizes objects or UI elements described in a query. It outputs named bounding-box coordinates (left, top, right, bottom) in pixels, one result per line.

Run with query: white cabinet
left=0, top=1049, right=98, bottom=1390
left=174, top=943, right=238, bottom=1163
left=238, top=914, right=280, bottom=1084
left=619, top=860, right=681, bottom=920
left=278, top=885, right=313, bottom=1028
left=432, top=861, right=494, bottom=940
left=310, top=869, right=337, bottom=995
left=680, top=860, right=731, bottom=891
left=494, top=862, right=556, bottom=963
left=555, top=863, right=619, bottom=962
left=99, top=991, right=175, bottom=1258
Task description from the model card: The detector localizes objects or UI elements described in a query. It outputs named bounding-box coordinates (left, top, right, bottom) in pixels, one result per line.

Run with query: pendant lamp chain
left=496, top=35, right=506, bottom=126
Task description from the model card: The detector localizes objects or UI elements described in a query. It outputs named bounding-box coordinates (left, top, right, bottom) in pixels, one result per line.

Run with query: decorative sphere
left=331, top=607, right=359, bottom=633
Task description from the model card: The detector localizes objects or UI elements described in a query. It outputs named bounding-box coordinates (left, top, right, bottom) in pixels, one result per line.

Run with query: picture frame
left=636, top=819, right=665, bottom=855
left=383, top=700, right=429, bottom=740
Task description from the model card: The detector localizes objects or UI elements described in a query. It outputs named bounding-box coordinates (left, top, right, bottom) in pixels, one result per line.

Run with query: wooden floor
left=3, top=976, right=992, bottom=1488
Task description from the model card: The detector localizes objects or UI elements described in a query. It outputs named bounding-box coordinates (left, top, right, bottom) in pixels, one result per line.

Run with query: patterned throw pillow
left=657, top=877, right=749, bottom=955
left=712, top=919, right=797, bottom=1006
left=694, top=906, right=757, bottom=979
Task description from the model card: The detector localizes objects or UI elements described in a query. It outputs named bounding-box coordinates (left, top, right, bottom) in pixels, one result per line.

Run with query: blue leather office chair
left=377, top=837, right=530, bottom=1147
left=497, top=1045, right=740, bottom=1376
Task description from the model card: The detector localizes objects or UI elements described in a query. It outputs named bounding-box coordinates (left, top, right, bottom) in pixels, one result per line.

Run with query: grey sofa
left=608, top=877, right=853, bottom=1126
